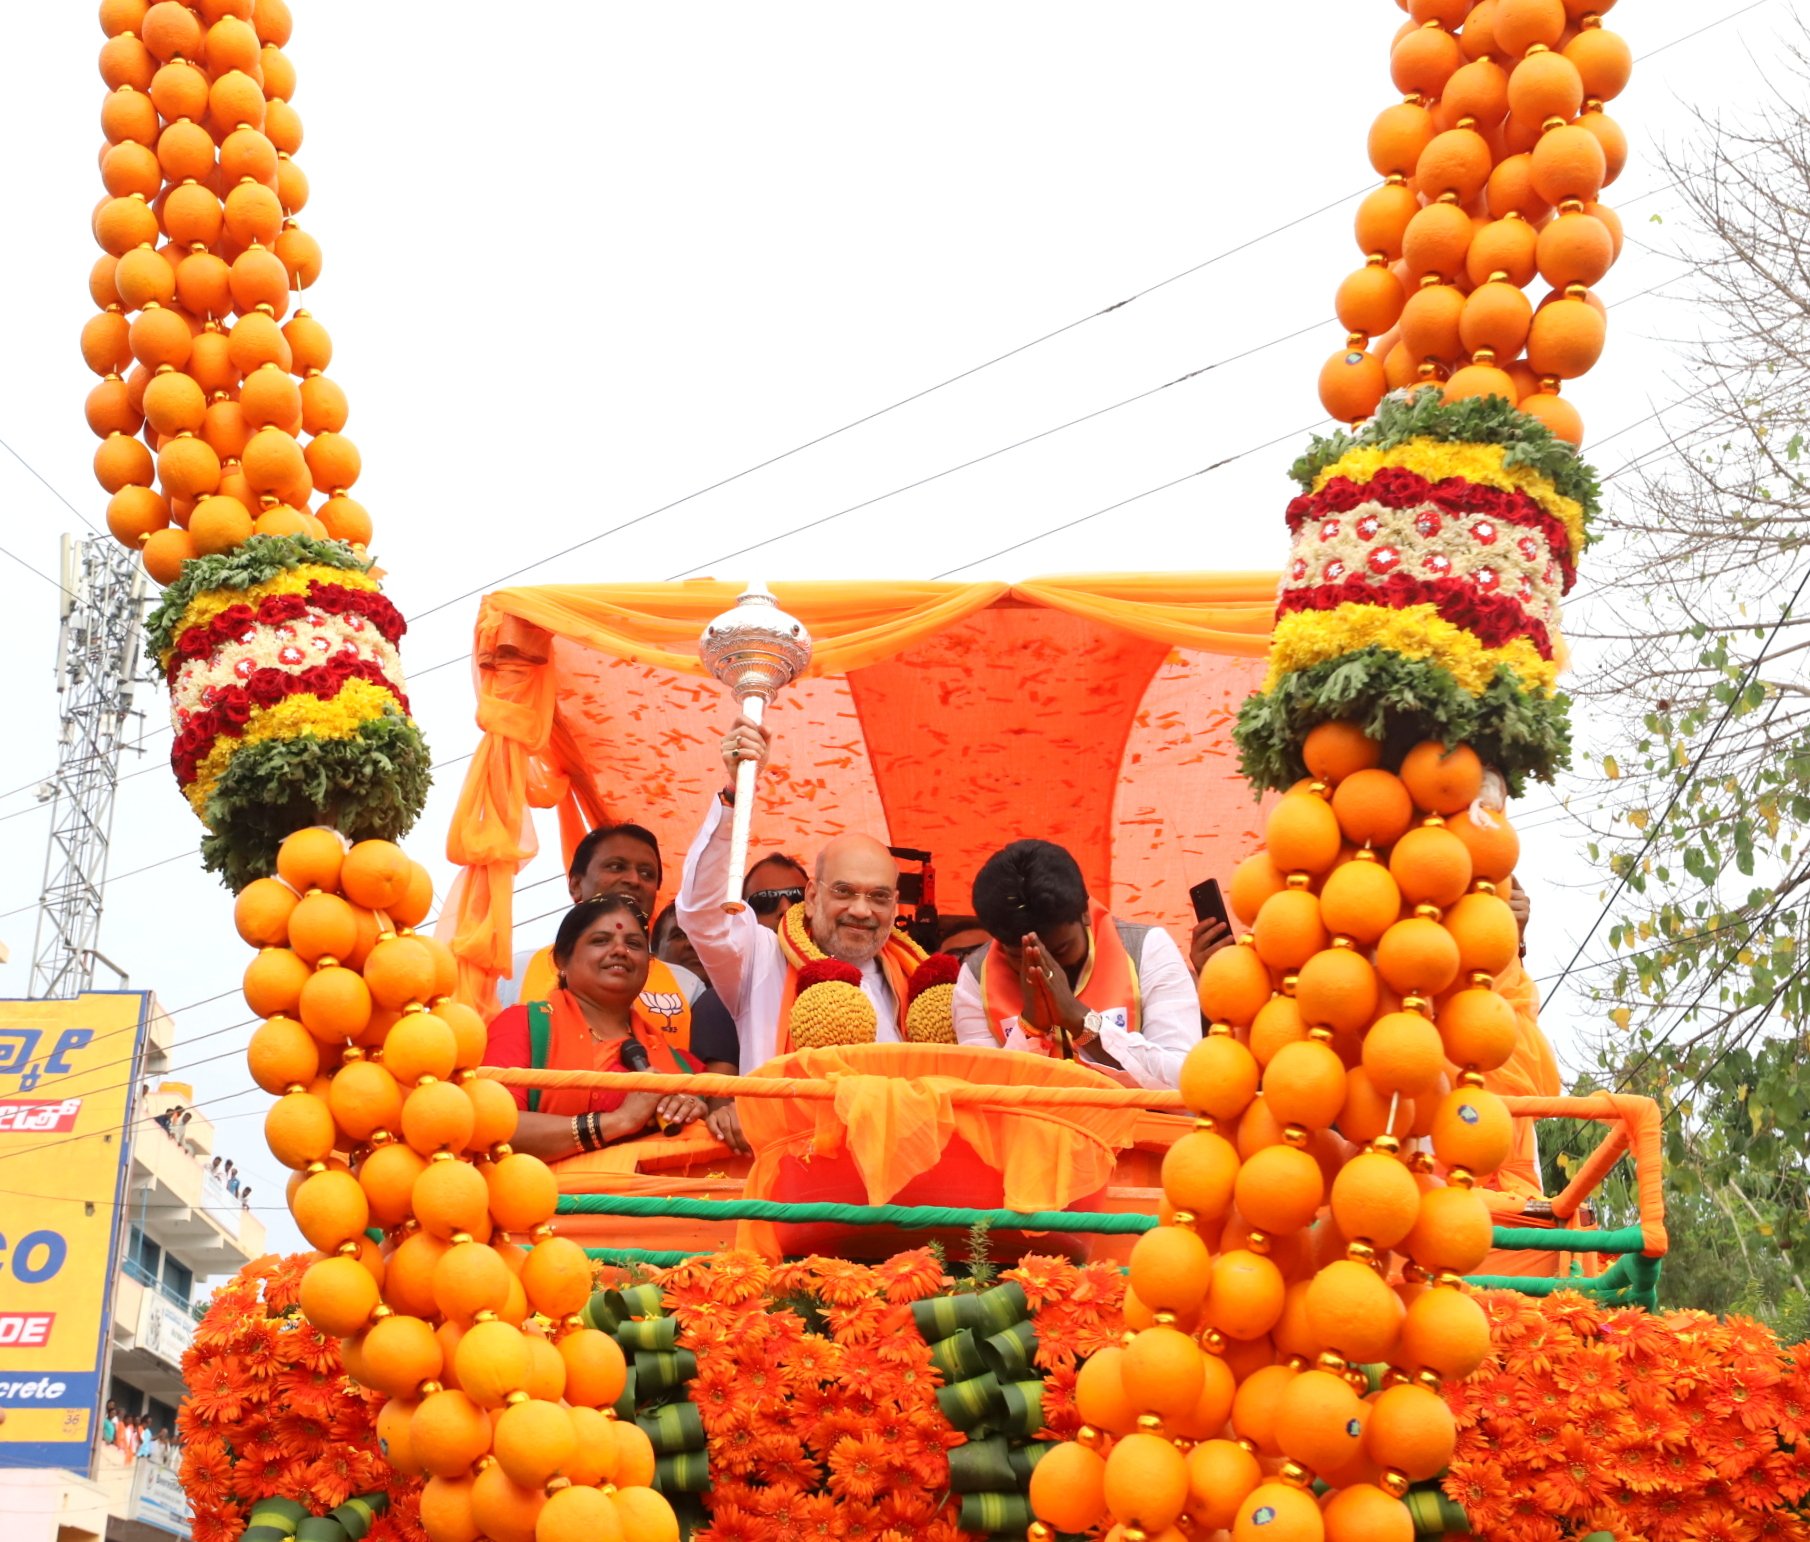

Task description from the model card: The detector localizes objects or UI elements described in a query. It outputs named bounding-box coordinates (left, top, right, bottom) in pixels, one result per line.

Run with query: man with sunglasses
left=677, top=714, right=928, bottom=1069
left=743, top=854, right=808, bottom=931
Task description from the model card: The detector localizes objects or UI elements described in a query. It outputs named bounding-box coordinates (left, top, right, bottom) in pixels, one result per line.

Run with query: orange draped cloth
left=1481, top=957, right=1562, bottom=1198
left=440, top=575, right=1279, bottom=1016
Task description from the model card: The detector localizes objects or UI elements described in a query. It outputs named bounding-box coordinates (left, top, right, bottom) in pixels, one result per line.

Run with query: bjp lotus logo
left=639, top=991, right=685, bottom=1033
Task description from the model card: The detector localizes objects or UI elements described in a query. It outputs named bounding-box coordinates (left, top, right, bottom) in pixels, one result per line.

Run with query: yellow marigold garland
left=1312, top=438, right=1586, bottom=558
left=157, top=565, right=383, bottom=669
left=905, top=981, right=958, bottom=1044
left=183, top=678, right=405, bottom=816
left=1262, top=604, right=1560, bottom=698
left=790, top=980, right=879, bottom=1048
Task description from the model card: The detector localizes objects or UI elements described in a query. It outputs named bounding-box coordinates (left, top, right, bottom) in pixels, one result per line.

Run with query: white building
left=1, top=999, right=267, bottom=1542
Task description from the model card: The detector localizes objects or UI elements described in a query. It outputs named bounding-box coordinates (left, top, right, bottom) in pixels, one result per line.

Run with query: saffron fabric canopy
left=443, top=574, right=1280, bottom=1012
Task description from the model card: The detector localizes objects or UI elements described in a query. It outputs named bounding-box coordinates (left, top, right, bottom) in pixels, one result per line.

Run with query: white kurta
left=949, top=922, right=1201, bottom=1091
left=676, top=797, right=901, bottom=1071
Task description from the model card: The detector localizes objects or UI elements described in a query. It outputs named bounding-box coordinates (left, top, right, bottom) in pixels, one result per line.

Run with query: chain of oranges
left=1320, top=0, right=1634, bottom=447
left=1027, top=723, right=1522, bottom=1542
left=87, top=0, right=371, bottom=585
left=232, top=826, right=688, bottom=1542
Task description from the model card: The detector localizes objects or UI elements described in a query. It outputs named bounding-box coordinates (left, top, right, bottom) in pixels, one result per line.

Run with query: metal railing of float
left=479, top=1069, right=1667, bottom=1307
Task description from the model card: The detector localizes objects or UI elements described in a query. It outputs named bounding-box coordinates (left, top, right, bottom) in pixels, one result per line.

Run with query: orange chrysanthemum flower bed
left=1448, top=1290, right=1810, bottom=1541
left=176, top=1254, right=425, bottom=1542
left=653, top=1247, right=1125, bottom=1542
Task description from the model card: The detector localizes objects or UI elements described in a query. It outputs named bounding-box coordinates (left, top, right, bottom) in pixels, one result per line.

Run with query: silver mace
left=699, top=582, right=812, bottom=913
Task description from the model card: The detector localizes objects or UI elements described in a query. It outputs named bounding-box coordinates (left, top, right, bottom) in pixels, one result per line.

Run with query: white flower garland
left=170, top=610, right=407, bottom=730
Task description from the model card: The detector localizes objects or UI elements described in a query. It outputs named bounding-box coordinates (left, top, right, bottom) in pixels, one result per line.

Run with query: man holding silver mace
left=677, top=585, right=927, bottom=1070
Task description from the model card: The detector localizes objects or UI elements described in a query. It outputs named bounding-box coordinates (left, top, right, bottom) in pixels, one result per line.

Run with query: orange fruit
left=1103, top=1431, right=1190, bottom=1534
left=299, top=963, right=373, bottom=1044
left=244, top=946, right=309, bottom=1017
left=1429, top=1086, right=1513, bottom=1174
left=413, top=1154, right=490, bottom=1239
left=419, top=1476, right=481, bottom=1542
left=1404, top=1185, right=1495, bottom=1273
left=287, top=890, right=359, bottom=964
left=408, top=1388, right=492, bottom=1481
left=298, top=1254, right=378, bottom=1338
left=1459, top=280, right=1533, bottom=363
left=1362, top=1010, right=1447, bottom=1097
left=187, top=494, right=254, bottom=557
left=364, top=935, right=438, bottom=1010
left=1529, top=292, right=1606, bottom=379
left=1324, top=1483, right=1413, bottom=1542
left=1354, top=182, right=1420, bottom=263
left=565, top=1404, right=619, bottom=1486
left=1437, top=987, right=1518, bottom=1071
left=1233, top=1145, right=1323, bottom=1236
left=1187, top=1439, right=1262, bottom=1531
left=1443, top=55, right=1508, bottom=122
left=1318, top=857, right=1402, bottom=946
left=1566, top=24, right=1632, bottom=99
left=469, top=1463, right=544, bottom=1542
left=382, top=1231, right=450, bottom=1318
left=491, top=1398, right=577, bottom=1489
left=610, top=1489, right=677, bottom=1542
left=292, top=1167, right=369, bottom=1252
left=486, top=1151, right=559, bottom=1233
left=1030, top=1441, right=1108, bottom=1534
left=1493, top=0, right=1565, bottom=54
left=1179, top=1034, right=1260, bottom=1122
left=521, top=1236, right=591, bottom=1318
left=1272, top=1278, right=1321, bottom=1361
left=1445, top=806, right=1518, bottom=882
left=432, top=1240, right=512, bottom=1325
left=1399, top=282, right=1465, bottom=366
left=1233, top=1481, right=1325, bottom=1542
left=454, top=1318, right=532, bottom=1409
left=1170, top=1349, right=1237, bottom=1440
left=1330, top=1149, right=1423, bottom=1249
left=1402, top=201, right=1473, bottom=284
left=1400, top=741, right=1483, bottom=813
left=1252, top=889, right=1328, bottom=973
left=359, top=1138, right=428, bottom=1226
left=304, top=429, right=361, bottom=493
left=1294, top=948, right=1378, bottom=1034
left=264, top=1089, right=334, bottom=1168
left=1443, top=891, right=1519, bottom=974
left=1277, top=1368, right=1366, bottom=1475
left=1236, top=1094, right=1284, bottom=1161
left=340, top=838, right=412, bottom=909
left=1249, top=994, right=1307, bottom=1066
left=1537, top=209, right=1614, bottom=290
left=1262, top=1039, right=1347, bottom=1130
left=248, top=1014, right=320, bottom=1094
left=1319, top=348, right=1387, bottom=424
left=1382, top=825, right=1469, bottom=908
left=1366, top=102, right=1435, bottom=178
left=382, top=1011, right=458, bottom=1086
left=1375, top=917, right=1461, bottom=996
left=1196, top=943, right=1273, bottom=1027
left=525, top=1333, right=566, bottom=1402
left=559, top=1328, right=628, bottom=1408
left=1229, top=1363, right=1296, bottom=1455
left=403, top=1079, right=478, bottom=1156
left=1416, top=127, right=1491, bottom=203
left=1364, top=1383, right=1456, bottom=1482
left=1266, top=793, right=1342, bottom=875
left=278, top=826, right=345, bottom=892
left=1335, top=265, right=1407, bottom=338
left=1530, top=122, right=1607, bottom=207
left=1307, top=1259, right=1404, bottom=1364
left=361, top=1311, right=443, bottom=1402
left=464, top=1077, right=518, bottom=1152
left=1401, top=1284, right=1491, bottom=1379
left=1519, top=389, right=1584, bottom=445
left=1127, top=1224, right=1211, bottom=1315
left=1390, top=24, right=1461, bottom=96
left=1507, top=47, right=1583, bottom=123
left=1205, top=1250, right=1285, bottom=1341
left=1121, top=1324, right=1205, bottom=1418
left=1161, top=1129, right=1240, bottom=1220
left=536, top=1486, right=622, bottom=1542
left=373, top=1395, right=422, bottom=1478
left=1330, top=769, right=1413, bottom=849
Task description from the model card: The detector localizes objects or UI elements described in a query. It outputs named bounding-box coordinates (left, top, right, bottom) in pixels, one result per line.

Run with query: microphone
left=619, top=1039, right=682, bottom=1135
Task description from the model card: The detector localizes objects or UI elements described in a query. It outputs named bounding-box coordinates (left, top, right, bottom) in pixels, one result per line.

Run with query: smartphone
left=1189, top=876, right=1230, bottom=929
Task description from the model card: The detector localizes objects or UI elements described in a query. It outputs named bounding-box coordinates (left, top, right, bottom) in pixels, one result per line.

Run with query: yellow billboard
left=0, top=992, right=147, bottom=1469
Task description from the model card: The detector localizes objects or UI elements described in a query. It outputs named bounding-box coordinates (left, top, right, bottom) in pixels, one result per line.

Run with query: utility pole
left=29, top=535, right=146, bottom=999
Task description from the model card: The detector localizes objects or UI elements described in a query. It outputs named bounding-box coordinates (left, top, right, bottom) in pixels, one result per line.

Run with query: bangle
left=573, top=1111, right=604, bottom=1153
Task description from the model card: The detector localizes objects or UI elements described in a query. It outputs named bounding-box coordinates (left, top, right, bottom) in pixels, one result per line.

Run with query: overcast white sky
left=0, top=2, right=1785, bottom=1261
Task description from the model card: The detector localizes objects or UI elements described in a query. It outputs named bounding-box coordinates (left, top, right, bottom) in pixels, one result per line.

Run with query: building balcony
left=128, top=1113, right=266, bottom=1266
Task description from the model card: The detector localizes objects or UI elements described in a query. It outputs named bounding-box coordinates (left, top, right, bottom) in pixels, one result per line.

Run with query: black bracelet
left=574, top=1110, right=604, bottom=1153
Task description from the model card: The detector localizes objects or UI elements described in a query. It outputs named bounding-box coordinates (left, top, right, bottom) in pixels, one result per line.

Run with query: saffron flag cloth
left=443, top=574, right=1280, bottom=1014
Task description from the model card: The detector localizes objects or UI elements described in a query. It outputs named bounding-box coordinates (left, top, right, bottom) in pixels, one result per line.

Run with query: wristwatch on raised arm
left=1072, top=1010, right=1104, bottom=1049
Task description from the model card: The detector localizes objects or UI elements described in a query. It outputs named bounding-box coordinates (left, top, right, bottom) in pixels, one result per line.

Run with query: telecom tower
left=28, top=534, right=146, bottom=998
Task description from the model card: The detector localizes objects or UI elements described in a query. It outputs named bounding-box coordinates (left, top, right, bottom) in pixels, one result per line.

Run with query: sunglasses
left=747, top=887, right=805, bottom=917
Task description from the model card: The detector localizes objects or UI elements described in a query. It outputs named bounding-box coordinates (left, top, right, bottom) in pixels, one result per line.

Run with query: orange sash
left=528, top=987, right=697, bottom=1117
left=773, top=904, right=925, bottom=1056
left=978, top=900, right=1143, bottom=1045
left=520, top=948, right=695, bottom=1045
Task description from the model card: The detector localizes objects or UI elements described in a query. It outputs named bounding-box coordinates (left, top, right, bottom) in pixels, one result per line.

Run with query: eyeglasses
left=747, top=887, right=805, bottom=917
left=825, top=882, right=898, bottom=908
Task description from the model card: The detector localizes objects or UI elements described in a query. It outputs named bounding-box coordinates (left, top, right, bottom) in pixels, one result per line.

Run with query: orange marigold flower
left=1443, top=1456, right=1512, bottom=1530
left=191, top=1508, right=246, bottom=1542
left=1531, top=1426, right=1614, bottom=1513
left=1552, top=1343, right=1630, bottom=1408
left=1771, top=1443, right=1810, bottom=1506
left=827, top=1433, right=892, bottom=1502
left=695, top=1503, right=763, bottom=1542
left=871, top=1247, right=946, bottom=1304
left=186, top=1357, right=252, bottom=1424
left=1002, top=1254, right=1079, bottom=1311
left=1707, top=1367, right=1785, bottom=1432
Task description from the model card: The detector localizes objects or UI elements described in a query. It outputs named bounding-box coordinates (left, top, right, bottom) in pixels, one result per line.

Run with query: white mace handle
left=723, top=694, right=766, bottom=914
left=698, top=582, right=813, bottom=917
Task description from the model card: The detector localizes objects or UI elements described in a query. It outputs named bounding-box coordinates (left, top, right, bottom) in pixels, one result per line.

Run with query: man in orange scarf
left=677, top=715, right=925, bottom=1067
left=951, top=839, right=1201, bottom=1091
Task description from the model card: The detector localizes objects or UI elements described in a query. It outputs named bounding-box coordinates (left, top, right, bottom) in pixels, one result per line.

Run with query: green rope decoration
left=556, top=1193, right=1158, bottom=1233
left=145, top=533, right=370, bottom=657
left=1287, top=388, right=1603, bottom=534
left=1488, top=1224, right=1650, bottom=1254
left=1234, top=648, right=1572, bottom=796
left=199, top=711, right=432, bottom=889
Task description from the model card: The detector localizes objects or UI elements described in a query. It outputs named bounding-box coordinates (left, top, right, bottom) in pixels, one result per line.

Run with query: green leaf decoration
left=1234, top=646, right=1573, bottom=795
left=197, top=712, right=432, bottom=889
left=145, top=534, right=371, bottom=659
left=1287, top=388, right=1603, bottom=536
